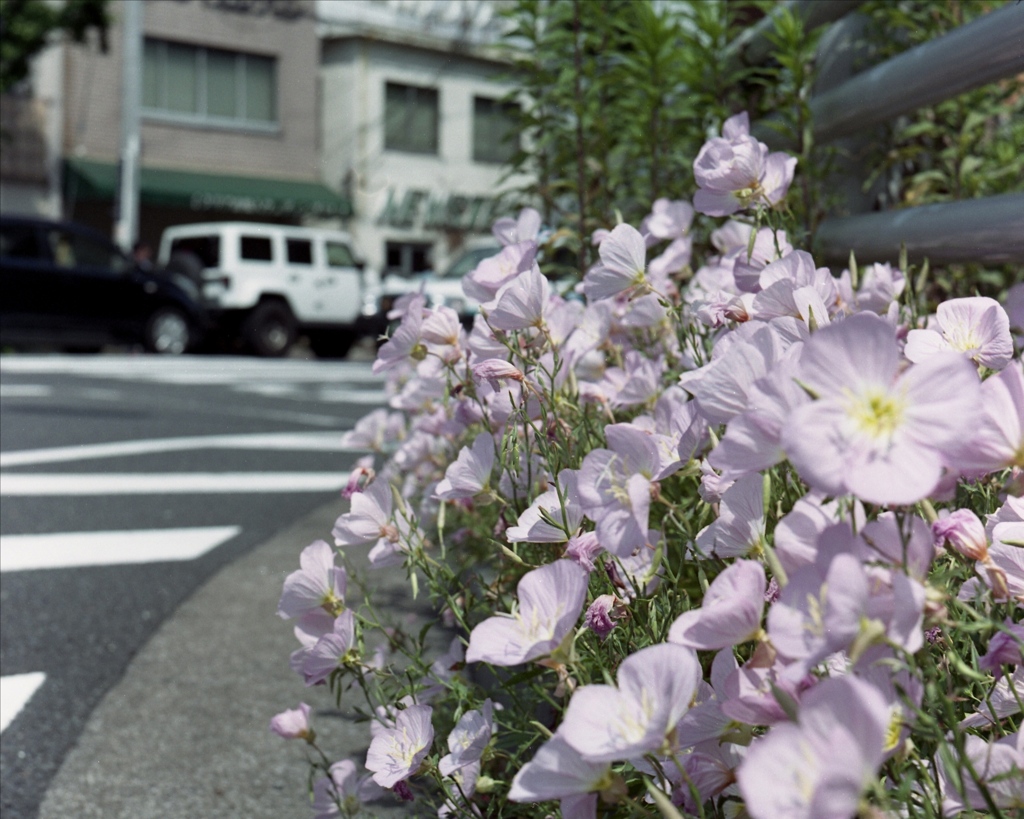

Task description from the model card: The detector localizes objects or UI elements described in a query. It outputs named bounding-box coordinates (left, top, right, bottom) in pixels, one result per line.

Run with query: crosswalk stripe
left=0, top=473, right=349, bottom=495
left=0, top=432, right=369, bottom=468
left=0, top=355, right=382, bottom=384
left=0, top=384, right=53, bottom=398
left=0, top=672, right=46, bottom=733
left=0, top=526, right=241, bottom=572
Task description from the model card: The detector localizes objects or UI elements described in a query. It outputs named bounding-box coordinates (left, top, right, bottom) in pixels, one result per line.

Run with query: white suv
left=158, top=222, right=372, bottom=357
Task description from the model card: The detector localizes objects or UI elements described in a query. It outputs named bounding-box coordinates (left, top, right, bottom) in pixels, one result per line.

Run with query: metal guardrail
left=726, top=0, right=865, bottom=67
left=739, top=1, right=1024, bottom=266
left=814, top=192, right=1024, bottom=267
left=810, top=2, right=1024, bottom=144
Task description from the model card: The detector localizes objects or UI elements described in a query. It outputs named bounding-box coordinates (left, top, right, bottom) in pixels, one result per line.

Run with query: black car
left=0, top=216, right=209, bottom=354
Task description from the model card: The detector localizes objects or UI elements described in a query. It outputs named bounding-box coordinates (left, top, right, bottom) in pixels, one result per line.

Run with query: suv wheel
left=144, top=307, right=191, bottom=355
left=243, top=302, right=296, bottom=357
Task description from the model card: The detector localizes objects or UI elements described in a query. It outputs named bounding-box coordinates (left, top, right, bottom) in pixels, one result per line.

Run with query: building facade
left=1, top=0, right=349, bottom=251
left=317, top=0, right=524, bottom=276
left=2, top=0, right=523, bottom=276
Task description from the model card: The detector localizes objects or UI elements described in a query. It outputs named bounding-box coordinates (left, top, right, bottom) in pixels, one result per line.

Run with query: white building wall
left=319, top=22, right=528, bottom=275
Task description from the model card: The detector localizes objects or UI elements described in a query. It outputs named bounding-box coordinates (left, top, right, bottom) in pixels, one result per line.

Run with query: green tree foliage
left=497, top=0, right=825, bottom=274
left=0, top=0, right=109, bottom=93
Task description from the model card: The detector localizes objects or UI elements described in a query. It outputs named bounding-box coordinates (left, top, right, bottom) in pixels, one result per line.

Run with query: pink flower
left=471, top=358, right=524, bottom=392
left=732, top=228, right=793, bottom=292
left=905, top=296, right=1013, bottom=371
left=341, top=455, right=375, bottom=499
left=508, top=734, right=613, bottom=816
left=277, top=540, right=347, bottom=620
left=952, top=359, right=1024, bottom=474
left=365, top=704, right=434, bottom=789
left=736, top=675, right=890, bottom=819
left=668, top=559, right=766, bottom=649
left=938, top=728, right=1024, bottom=816
left=435, top=432, right=495, bottom=500
left=767, top=552, right=868, bottom=668
left=506, top=470, right=584, bottom=543
left=782, top=312, right=981, bottom=505
left=582, top=224, right=647, bottom=301
left=303, top=610, right=358, bottom=686
left=332, top=479, right=395, bottom=547
left=269, top=702, right=312, bottom=740
left=463, top=241, right=536, bottom=303
left=933, top=508, right=989, bottom=561
left=694, top=473, right=766, bottom=559
left=979, top=620, right=1024, bottom=677
left=692, top=112, right=796, bottom=217
left=560, top=643, right=702, bottom=762
left=373, top=295, right=427, bottom=374
left=487, top=264, right=551, bottom=331
left=584, top=594, right=625, bottom=639
left=311, top=760, right=383, bottom=819
left=645, top=198, right=694, bottom=241
left=465, top=560, right=589, bottom=666
left=439, top=700, right=495, bottom=778
left=492, top=207, right=541, bottom=246
left=564, top=531, right=603, bottom=571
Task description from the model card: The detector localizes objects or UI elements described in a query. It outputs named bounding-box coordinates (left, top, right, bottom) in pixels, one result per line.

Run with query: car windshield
left=442, top=246, right=499, bottom=279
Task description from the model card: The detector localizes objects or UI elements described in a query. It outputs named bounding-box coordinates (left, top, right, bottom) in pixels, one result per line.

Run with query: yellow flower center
left=850, top=389, right=905, bottom=441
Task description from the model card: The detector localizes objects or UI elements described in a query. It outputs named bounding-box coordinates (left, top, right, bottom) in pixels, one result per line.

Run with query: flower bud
left=269, top=703, right=313, bottom=741
left=932, top=509, right=988, bottom=561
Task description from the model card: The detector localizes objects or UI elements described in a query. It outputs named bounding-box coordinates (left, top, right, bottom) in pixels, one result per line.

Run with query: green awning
left=64, top=158, right=352, bottom=218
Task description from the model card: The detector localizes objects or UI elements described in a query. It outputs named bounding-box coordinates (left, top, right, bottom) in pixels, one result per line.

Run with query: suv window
left=170, top=235, right=220, bottom=268
left=44, top=227, right=126, bottom=271
left=0, top=224, right=43, bottom=260
left=240, top=235, right=273, bottom=262
left=325, top=241, right=355, bottom=268
left=287, top=238, right=313, bottom=265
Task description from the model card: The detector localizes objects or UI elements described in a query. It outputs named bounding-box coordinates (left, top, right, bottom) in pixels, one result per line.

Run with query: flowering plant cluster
left=273, top=112, right=1024, bottom=819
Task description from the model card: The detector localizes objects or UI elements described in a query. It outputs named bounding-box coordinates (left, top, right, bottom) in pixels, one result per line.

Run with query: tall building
left=316, top=0, right=524, bottom=276
left=1, top=0, right=349, bottom=251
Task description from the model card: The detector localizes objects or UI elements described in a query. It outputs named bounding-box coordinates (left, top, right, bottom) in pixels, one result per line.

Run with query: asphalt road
left=0, top=353, right=385, bottom=818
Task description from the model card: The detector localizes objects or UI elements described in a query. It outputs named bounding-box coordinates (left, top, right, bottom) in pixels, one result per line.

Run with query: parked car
left=158, top=222, right=372, bottom=358
left=0, top=216, right=209, bottom=354
left=364, top=240, right=501, bottom=335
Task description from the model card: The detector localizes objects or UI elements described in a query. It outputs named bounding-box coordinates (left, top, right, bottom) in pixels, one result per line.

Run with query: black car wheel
left=144, top=307, right=191, bottom=355
left=243, top=302, right=296, bottom=357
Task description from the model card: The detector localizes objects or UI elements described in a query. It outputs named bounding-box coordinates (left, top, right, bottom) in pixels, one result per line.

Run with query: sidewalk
left=39, top=498, right=416, bottom=818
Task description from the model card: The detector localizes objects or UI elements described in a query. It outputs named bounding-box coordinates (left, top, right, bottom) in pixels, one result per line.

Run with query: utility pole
left=114, top=0, right=142, bottom=250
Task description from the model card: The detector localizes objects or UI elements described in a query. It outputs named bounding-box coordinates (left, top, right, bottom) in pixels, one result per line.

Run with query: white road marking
left=318, top=388, right=389, bottom=404
left=0, top=431, right=368, bottom=468
left=0, top=526, right=241, bottom=572
left=231, top=383, right=303, bottom=397
left=0, top=384, right=53, bottom=398
left=0, top=672, right=46, bottom=733
left=0, top=473, right=349, bottom=495
left=0, top=355, right=383, bottom=385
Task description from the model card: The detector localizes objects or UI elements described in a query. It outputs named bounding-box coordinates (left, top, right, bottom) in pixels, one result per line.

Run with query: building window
left=143, top=39, right=277, bottom=127
left=473, top=96, right=519, bottom=164
left=385, top=241, right=432, bottom=277
left=384, top=82, right=439, bottom=155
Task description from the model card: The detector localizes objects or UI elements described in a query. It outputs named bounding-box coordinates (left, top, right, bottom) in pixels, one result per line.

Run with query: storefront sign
left=377, top=188, right=495, bottom=232
left=174, top=0, right=308, bottom=21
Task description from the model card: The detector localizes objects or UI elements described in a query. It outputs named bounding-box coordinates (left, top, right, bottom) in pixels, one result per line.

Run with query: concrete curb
left=39, top=498, right=417, bottom=818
